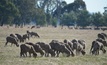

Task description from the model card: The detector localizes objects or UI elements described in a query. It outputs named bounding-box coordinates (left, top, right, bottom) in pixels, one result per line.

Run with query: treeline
left=0, top=0, right=107, bottom=28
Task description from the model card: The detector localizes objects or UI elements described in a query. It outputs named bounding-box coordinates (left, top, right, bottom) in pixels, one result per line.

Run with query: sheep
left=15, top=34, right=24, bottom=42
left=20, top=44, right=37, bottom=58
left=36, top=42, right=55, bottom=57
left=23, top=34, right=29, bottom=41
left=96, top=38, right=107, bottom=46
left=5, top=36, right=19, bottom=47
left=27, top=31, right=40, bottom=38
left=31, top=26, right=35, bottom=29
left=10, top=34, right=18, bottom=42
left=72, top=39, right=86, bottom=55
left=49, top=40, right=71, bottom=57
left=63, top=39, right=75, bottom=56
left=78, top=40, right=85, bottom=49
left=90, top=40, right=106, bottom=55
left=30, top=32, right=40, bottom=38
left=98, top=33, right=107, bottom=40
left=25, top=42, right=44, bottom=57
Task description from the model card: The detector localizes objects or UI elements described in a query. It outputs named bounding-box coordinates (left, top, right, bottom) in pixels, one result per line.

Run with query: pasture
left=0, top=26, right=107, bottom=65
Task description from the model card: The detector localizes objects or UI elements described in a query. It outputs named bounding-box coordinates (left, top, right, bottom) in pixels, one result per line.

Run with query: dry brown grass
left=0, top=26, right=107, bottom=65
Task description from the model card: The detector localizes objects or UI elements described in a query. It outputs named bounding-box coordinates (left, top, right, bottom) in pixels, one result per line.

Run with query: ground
left=0, top=26, right=107, bottom=65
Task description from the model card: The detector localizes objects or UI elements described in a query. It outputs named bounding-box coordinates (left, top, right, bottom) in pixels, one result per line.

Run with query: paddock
left=0, top=26, right=107, bottom=65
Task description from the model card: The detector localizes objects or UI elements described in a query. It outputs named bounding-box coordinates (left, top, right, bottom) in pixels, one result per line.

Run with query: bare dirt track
left=0, top=26, right=107, bottom=65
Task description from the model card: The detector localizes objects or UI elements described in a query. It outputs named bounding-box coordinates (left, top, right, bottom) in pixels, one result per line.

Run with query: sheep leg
left=45, top=53, right=47, bottom=57
left=47, top=53, right=49, bottom=57
left=45, top=51, right=49, bottom=57
left=20, top=52, right=24, bottom=57
left=20, top=52, right=23, bottom=57
left=29, top=52, right=31, bottom=57
left=56, top=51, right=60, bottom=57
left=4, top=42, right=8, bottom=47
left=97, top=49, right=99, bottom=55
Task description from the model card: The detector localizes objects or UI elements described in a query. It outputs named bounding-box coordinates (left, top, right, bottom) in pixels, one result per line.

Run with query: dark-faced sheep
left=25, top=42, right=44, bottom=57
left=49, top=40, right=70, bottom=57
left=5, top=36, right=19, bottom=47
left=90, top=40, right=106, bottom=55
left=36, top=42, right=55, bottom=57
left=20, top=44, right=37, bottom=58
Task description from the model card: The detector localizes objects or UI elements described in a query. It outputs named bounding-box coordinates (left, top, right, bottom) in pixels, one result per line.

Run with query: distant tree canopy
left=0, top=0, right=107, bottom=27
left=53, top=0, right=86, bottom=17
left=0, top=0, right=20, bottom=26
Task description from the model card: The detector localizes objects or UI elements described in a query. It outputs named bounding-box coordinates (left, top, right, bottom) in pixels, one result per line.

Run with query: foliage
left=33, top=8, right=46, bottom=26
left=91, top=12, right=103, bottom=27
left=0, top=0, right=107, bottom=27
left=103, top=13, right=107, bottom=26
left=61, top=11, right=77, bottom=27
left=51, top=17, right=57, bottom=27
left=77, top=10, right=90, bottom=27
left=0, top=0, right=20, bottom=26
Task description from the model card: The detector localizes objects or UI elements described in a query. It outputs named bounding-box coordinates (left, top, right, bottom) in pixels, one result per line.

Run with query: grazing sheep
left=78, top=40, right=85, bottom=49
left=5, top=36, right=19, bottom=47
left=31, top=26, right=35, bottom=29
left=96, top=38, right=107, bottom=46
left=26, top=31, right=40, bottom=38
left=72, top=39, right=86, bottom=55
left=25, top=42, right=44, bottom=57
left=15, top=34, right=24, bottom=42
left=98, top=33, right=107, bottom=40
left=23, top=34, right=29, bottom=41
left=90, top=40, right=106, bottom=55
left=36, top=42, right=55, bottom=57
left=20, top=44, right=37, bottom=58
left=10, top=34, right=18, bottom=42
left=101, top=33, right=107, bottom=37
left=29, top=32, right=40, bottom=38
left=63, top=39, right=75, bottom=56
left=49, top=40, right=71, bottom=57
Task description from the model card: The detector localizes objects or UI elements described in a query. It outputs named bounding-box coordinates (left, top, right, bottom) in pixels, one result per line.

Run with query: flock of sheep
left=4, top=30, right=107, bottom=58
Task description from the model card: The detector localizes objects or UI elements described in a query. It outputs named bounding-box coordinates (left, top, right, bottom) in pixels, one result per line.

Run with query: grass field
left=0, top=26, right=107, bottom=65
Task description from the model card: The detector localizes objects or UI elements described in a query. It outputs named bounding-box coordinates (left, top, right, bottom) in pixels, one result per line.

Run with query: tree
left=62, top=0, right=86, bottom=13
left=61, top=11, right=77, bottom=27
left=51, top=17, right=57, bottom=27
left=13, top=0, right=37, bottom=26
left=0, top=0, right=20, bottom=26
left=91, top=12, right=103, bottom=28
left=37, top=0, right=64, bottom=26
left=103, top=13, right=107, bottom=26
left=77, top=10, right=90, bottom=28
left=33, top=8, right=46, bottom=26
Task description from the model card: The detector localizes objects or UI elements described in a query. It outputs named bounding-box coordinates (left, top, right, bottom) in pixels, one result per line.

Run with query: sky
left=65, top=0, right=107, bottom=13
